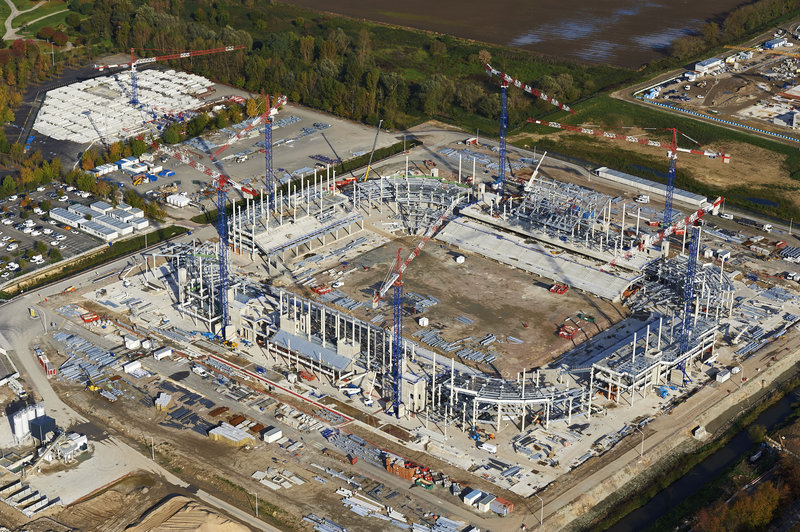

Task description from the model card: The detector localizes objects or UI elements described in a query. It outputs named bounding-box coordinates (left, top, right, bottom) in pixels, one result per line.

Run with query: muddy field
left=316, top=233, right=627, bottom=377
left=285, top=0, right=745, bottom=67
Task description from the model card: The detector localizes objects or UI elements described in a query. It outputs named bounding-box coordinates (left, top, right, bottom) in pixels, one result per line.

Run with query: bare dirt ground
left=126, top=494, right=251, bottom=532
left=8, top=480, right=254, bottom=532
left=309, top=233, right=627, bottom=376
left=283, top=0, right=744, bottom=67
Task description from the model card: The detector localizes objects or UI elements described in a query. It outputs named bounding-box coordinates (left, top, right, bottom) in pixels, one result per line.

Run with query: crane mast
left=94, top=45, right=245, bottom=106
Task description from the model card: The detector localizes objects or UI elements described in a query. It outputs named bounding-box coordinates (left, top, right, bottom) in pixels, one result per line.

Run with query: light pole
left=635, top=427, right=644, bottom=459
left=150, top=436, right=154, bottom=460
left=251, top=492, right=258, bottom=517
left=533, top=493, right=543, bottom=529
left=737, top=365, right=744, bottom=388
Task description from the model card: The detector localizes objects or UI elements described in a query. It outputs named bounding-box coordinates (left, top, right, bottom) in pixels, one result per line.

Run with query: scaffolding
left=350, top=176, right=470, bottom=234
left=227, top=168, right=363, bottom=262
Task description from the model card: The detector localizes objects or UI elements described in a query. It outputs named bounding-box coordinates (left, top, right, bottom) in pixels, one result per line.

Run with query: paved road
left=2, top=0, right=44, bottom=41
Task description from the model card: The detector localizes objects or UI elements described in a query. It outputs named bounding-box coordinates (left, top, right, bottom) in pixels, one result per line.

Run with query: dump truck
left=323, top=448, right=357, bottom=465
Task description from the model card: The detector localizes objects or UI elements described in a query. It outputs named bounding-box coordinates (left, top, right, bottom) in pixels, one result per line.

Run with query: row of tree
left=671, top=0, right=800, bottom=60
left=68, top=1, right=631, bottom=131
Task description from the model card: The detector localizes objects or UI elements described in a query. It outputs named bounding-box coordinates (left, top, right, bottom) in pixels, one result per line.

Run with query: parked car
left=42, top=228, right=52, bottom=235
left=55, top=234, right=66, bottom=241
left=58, top=196, right=68, bottom=202
left=36, top=186, right=45, bottom=192
left=30, top=230, right=41, bottom=236
left=5, top=243, right=17, bottom=251
left=49, top=240, right=58, bottom=246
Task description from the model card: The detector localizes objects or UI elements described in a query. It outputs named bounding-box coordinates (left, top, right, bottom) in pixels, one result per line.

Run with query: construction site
left=3, top=55, right=800, bottom=532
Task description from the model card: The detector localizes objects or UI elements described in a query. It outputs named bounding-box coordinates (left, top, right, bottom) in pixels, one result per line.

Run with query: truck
left=634, top=194, right=650, bottom=204
left=762, top=223, right=773, bottom=233
left=479, top=442, right=497, bottom=454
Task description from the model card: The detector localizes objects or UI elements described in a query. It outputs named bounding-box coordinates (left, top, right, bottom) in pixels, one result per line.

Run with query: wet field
left=285, top=0, right=745, bottom=67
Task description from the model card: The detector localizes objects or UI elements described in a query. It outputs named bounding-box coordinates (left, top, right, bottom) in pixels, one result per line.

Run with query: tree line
left=671, top=0, right=800, bottom=60
left=67, top=0, right=635, bottom=132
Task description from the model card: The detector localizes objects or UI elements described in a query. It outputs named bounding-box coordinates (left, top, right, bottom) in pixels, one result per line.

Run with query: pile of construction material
left=53, top=332, right=120, bottom=386
left=251, top=468, right=305, bottom=490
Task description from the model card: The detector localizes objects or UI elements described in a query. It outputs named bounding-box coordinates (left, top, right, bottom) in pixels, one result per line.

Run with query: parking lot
left=0, top=183, right=104, bottom=283
left=90, top=103, right=402, bottom=216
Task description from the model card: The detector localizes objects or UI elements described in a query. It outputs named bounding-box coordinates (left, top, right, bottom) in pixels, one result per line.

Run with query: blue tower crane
left=392, top=249, right=404, bottom=418
left=663, top=129, right=679, bottom=227
left=678, top=226, right=700, bottom=384
left=496, top=83, right=509, bottom=198
left=483, top=64, right=577, bottom=198
left=216, top=183, right=231, bottom=337
left=94, top=46, right=245, bottom=107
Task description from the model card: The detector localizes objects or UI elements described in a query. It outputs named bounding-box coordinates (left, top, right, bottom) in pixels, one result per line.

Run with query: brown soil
left=380, top=423, right=412, bottom=442
left=323, top=234, right=627, bottom=377
left=126, top=495, right=251, bottom=532
left=513, top=129, right=800, bottom=208
left=283, top=0, right=745, bottom=67
left=321, top=396, right=382, bottom=427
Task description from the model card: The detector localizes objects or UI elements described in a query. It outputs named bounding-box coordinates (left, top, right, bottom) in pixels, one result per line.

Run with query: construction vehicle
left=362, top=119, right=382, bottom=181
left=61, top=286, right=75, bottom=295
left=523, top=151, right=547, bottom=193
left=313, top=285, right=333, bottom=295
left=363, top=373, right=377, bottom=407
left=323, top=447, right=358, bottom=465
left=550, top=282, right=569, bottom=295
left=28, top=307, right=37, bottom=319
left=559, top=325, right=578, bottom=340
left=132, top=173, right=147, bottom=186
left=299, top=370, right=316, bottom=381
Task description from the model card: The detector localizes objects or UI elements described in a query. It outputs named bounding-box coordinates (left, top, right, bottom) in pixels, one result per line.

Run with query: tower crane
left=528, top=119, right=729, bottom=226
left=158, top=144, right=258, bottom=339
left=211, top=94, right=287, bottom=196
left=372, top=197, right=460, bottom=418
left=680, top=226, right=700, bottom=364
left=484, top=64, right=576, bottom=198
left=95, top=45, right=245, bottom=106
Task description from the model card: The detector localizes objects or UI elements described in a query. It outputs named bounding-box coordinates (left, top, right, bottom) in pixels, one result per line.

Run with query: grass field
left=23, top=9, right=70, bottom=35
left=11, top=0, right=65, bottom=29
left=512, top=93, right=800, bottom=220
left=9, top=0, right=36, bottom=10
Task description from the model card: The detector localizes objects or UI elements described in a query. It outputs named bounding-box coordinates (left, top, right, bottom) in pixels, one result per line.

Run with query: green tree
left=162, top=124, right=182, bottom=144
left=1, top=175, right=15, bottom=196
left=40, top=199, right=51, bottom=212
left=748, top=424, right=767, bottom=444
left=49, top=248, right=61, bottom=262
left=34, top=241, right=46, bottom=254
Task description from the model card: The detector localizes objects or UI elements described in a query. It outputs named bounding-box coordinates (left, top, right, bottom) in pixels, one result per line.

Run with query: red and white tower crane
left=95, top=45, right=245, bottom=106
left=483, top=64, right=576, bottom=198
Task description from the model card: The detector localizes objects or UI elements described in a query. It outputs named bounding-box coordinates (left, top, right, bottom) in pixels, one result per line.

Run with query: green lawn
left=0, top=1, right=10, bottom=35
left=10, top=0, right=37, bottom=11
left=11, top=0, right=65, bottom=29
left=22, top=8, right=71, bottom=35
